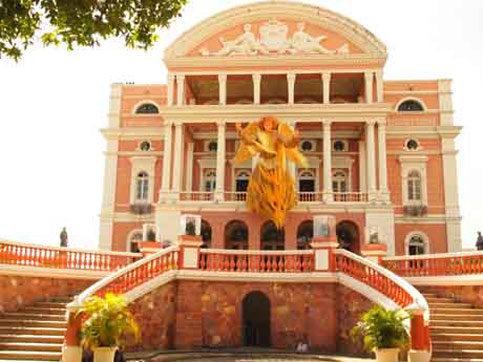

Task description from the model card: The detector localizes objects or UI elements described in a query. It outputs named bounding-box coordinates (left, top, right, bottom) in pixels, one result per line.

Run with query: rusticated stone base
left=126, top=280, right=375, bottom=356
left=0, top=275, right=94, bottom=314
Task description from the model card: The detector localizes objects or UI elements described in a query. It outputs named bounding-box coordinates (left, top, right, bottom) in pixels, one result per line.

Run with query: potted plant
left=78, top=293, right=140, bottom=362
left=351, top=306, right=409, bottom=362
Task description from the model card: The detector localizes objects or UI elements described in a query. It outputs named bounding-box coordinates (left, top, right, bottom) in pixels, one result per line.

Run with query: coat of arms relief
left=200, top=20, right=349, bottom=56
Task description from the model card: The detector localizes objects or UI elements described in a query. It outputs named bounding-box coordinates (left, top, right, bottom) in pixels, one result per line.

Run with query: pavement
left=125, top=349, right=375, bottom=362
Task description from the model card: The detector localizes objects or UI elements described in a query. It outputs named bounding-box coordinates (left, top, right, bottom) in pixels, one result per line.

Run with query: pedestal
left=360, top=243, right=387, bottom=265
left=179, top=235, right=203, bottom=270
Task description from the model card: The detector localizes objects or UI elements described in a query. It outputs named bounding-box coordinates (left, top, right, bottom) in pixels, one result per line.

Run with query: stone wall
left=0, top=274, right=95, bottom=314
left=127, top=280, right=375, bottom=355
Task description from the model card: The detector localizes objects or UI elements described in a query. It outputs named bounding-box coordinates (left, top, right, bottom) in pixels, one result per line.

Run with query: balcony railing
left=383, top=251, right=483, bottom=278
left=172, top=191, right=369, bottom=203
left=0, top=239, right=142, bottom=271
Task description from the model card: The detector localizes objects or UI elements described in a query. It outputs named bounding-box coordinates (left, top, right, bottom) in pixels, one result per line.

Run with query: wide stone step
left=429, top=302, right=474, bottom=309
left=426, top=297, right=458, bottom=303
left=432, top=359, right=483, bottom=362
left=0, top=350, right=61, bottom=361
left=432, top=349, right=483, bottom=358
left=432, top=333, right=483, bottom=341
left=433, top=340, right=483, bottom=349
left=0, top=342, right=62, bottom=352
left=33, top=302, right=67, bottom=309
left=0, top=313, right=65, bottom=322
left=0, top=319, right=67, bottom=328
left=0, top=334, right=64, bottom=344
left=0, top=327, right=65, bottom=336
left=431, top=326, right=483, bottom=335
left=431, top=308, right=483, bottom=315
left=431, top=319, right=483, bottom=327
left=20, top=308, right=65, bottom=316
left=432, top=313, right=483, bottom=321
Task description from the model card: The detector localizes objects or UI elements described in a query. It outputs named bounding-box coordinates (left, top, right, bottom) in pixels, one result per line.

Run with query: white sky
left=0, top=0, right=482, bottom=251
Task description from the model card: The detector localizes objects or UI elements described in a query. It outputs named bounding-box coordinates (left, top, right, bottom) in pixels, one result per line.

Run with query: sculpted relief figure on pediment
left=200, top=20, right=350, bottom=56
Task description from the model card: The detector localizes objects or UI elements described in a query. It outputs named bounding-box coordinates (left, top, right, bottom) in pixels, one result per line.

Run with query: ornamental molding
left=200, top=20, right=349, bottom=57
left=164, top=1, right=387, bottom=64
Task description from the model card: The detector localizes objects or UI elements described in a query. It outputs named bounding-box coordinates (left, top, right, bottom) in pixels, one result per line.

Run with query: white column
left=215, top=121, right=226, bottom=201
left=288, top=121, right=297, bottom=179
left=176, top=74, right=185, bottom=106
left=171, top=121, right=184, bottom=200
left=167, top=74, right=175, bottom=106
left=287, top=73, right=296, bottom=104
left=366, top=119, right=377, bottom=200
left=253, top=74, right=261, bottom=104
left=186, top=142, right=194, bottom=192
left=322, top=119, right=333, bottom=202
left=322, top=72, right=331, bottom=104
left=375, top=70, right=384, bottom=103
left=377, top=119, right=389, bottom=202
left=358, top=140, right=367, bottom=193
left=364, top=71, right=374, bottom=104
left=161, top=121, right=173, bottom=198
left=218, top=73, right=227, bottom=105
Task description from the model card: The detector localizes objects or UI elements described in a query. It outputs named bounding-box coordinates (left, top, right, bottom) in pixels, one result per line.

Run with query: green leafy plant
left=351, top=306, right=410, bottom=352
left=78, top=293, right=140, bottom=349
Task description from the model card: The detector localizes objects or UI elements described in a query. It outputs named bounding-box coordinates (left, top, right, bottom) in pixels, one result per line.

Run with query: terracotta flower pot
left=93, top=347, right=117, bottom=362
left=374, top=348, right=400, bottom=362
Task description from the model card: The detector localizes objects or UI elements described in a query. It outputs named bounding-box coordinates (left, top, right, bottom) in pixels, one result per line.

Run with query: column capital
left=218, top=73, right=227, bottom=82
left=168, top=74, right=176, bottom=82
left=322, top=118, right=333, bottom=126
left=376, top=118, right=387, bottom=126
left=216, top=120, right=226, bottom=128
left=252, top=73, right=262, bottom=81
left=321, top=72, right=331, bottom=81
left=364, top=71, right=374, bottom=80
left=173, top=120, right=184, bottom=127
left=365, top=118, right=376, bottom=126
left=375, top=69, right=383, bottom=78
left=287, top=72, right=297, bottom=82
left=176, top=74, right=185, bottom=81
left=164, top=119, right=174, bottom=127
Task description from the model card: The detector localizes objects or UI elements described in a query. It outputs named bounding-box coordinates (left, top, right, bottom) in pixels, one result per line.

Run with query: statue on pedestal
left=60, top=227, right=68, bottom=247
left=234, top=116, right=307, bottom=228
left=476, top=231, right=483, bottom=251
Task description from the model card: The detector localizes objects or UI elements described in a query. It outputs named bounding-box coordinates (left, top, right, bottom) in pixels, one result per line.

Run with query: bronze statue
left=60, top=227, right=68, bottom=247
left=476, top=231, right=483, bottom=251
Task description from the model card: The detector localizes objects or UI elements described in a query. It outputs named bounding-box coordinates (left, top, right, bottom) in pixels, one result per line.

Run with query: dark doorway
left=336, top=221, right=360, bottom=254
left=261, top=221, right=284, bottom=250
left=242, top=291, right=271, bottom=347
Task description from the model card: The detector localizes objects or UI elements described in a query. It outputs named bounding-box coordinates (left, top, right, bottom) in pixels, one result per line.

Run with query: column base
left=62, top=345, right=82, bottom=362
left=322, top=192, right=333, bottom=203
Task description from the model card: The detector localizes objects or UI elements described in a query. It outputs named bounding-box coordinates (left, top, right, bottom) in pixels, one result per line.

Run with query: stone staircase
left=423, top=292, right=483, bottom=362
left=0, top=297, right=71, bottom=362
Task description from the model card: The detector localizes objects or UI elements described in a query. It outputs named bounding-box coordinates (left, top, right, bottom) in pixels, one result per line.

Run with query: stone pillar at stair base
left=407, top=310, right=431, bottom=362
left=311, top=215, right=338, bottom=272
left=62, top=311, right=82, bottom=362
left=360, top=243, right=387, bottom=265
left=155, top=207, right=182, bottom=246
left=179, top=235, right=203, bottom=270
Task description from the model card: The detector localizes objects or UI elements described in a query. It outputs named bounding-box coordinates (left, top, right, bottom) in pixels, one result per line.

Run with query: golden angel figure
left=234, top=116, right=308, bottom=228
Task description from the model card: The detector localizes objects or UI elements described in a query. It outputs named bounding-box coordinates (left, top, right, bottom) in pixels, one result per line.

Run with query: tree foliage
left=0, top=0, right=188, bottom=61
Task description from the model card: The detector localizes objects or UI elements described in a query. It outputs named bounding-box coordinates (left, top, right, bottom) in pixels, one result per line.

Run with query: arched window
left=407, top=170, right=422, bottom=201
left=261, top=221, right=284, bottom=250
left=297, top=221, right=313, bottom=250
left=332, top=170, right=348, bottom=193
left=235, top=170, right=250, bottom=200
left=398, top=100, right=424, bottom=112
left=298, top=170, right=315, bottom=201
left=135, top=103, right=159, bottom=114
left=128, top=231, right=143, bottom=253
left=136, top=172, right=149, bottom=201
left=225, top=220, right=249, bottom=250
left=203, top=170, right=216, bottom=192
left=406, top=234, right=428, bottom=255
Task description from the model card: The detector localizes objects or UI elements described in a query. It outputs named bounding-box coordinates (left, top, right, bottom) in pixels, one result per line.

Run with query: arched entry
left=296, top=220, right=313, bottom=250
left=242, top=291, right=271, bottom=347
left=261, top=221, right=284, bottom=250
left=225, top=220, right=249, bottom=250
left=201, top=220, right=212, bottom=248
left=336, top=221, right=360, bottom=254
